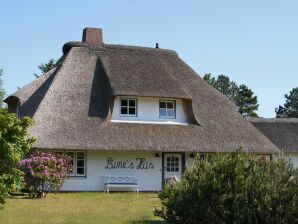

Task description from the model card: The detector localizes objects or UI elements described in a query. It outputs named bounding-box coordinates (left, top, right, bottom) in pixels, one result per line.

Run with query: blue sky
left=1, top=1, right=297, bottom=117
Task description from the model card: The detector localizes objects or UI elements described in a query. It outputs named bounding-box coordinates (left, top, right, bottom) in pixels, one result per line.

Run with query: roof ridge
left=62, top=41, right=178, bottom=55
left=105, top=44, right=178, bottom=55
left=248, top=117, right=298, bottom=123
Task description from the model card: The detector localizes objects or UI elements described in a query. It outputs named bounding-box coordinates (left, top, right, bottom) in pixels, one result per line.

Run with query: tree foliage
left=155, top=150, right=298, bottom=224
left=0, top=69, right=6, bottom=110
left=0, top=111, right=35, bottom=207
left=203, top=74, right=259, bottom=117
left=34, top=58, right=56, bottom=78
left=275, top=87, right=298, bottom=118
left=18, top=152, right=71, bottom=198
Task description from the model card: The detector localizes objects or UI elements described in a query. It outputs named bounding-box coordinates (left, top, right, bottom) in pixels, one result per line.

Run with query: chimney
left=82, top=27, right=103, bottom=45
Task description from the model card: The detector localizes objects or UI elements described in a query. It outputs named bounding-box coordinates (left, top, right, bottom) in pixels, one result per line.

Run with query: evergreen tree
left=234, top=84, right=259, bottom=117
left=203, top=74, right=259, bottom=117
left=275, top=87, right=298, bottom=118
left=34, top=58, right=56, bottom=78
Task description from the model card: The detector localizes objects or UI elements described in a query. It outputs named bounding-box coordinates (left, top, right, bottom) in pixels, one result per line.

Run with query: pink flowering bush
left=18, top=152, right=71, bottom=198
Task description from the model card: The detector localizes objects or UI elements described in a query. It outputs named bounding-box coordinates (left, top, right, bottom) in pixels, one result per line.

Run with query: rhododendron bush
left=18, top=152, right=71, bottom=198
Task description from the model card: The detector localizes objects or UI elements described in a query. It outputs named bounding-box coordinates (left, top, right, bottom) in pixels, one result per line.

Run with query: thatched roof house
left=4, top=28, right=280, bottom=191
left=5, top=28, right=278, bottom=154
left=250, top=118, right=298, bottom=153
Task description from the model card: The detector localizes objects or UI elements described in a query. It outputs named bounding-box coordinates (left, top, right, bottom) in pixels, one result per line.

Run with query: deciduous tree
left=0, top=111, right=35, bottom=207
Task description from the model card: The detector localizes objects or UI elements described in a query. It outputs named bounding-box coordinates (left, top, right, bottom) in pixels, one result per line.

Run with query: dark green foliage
left=155, top=150, right=298, bottom=224
left=234, top=84, right=259, bottom=117
left=0, top=111, right=35, bottom=207
left=275, top=87, right=298, bottom=118
left=203, top=74, right=259, bottom=117
left=0, top=69, right=6, bottom=110
left=34, top=58, right=56, bottom=78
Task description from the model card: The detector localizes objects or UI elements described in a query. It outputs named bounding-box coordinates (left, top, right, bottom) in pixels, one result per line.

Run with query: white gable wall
left=111, top=96, right=188, bottom=125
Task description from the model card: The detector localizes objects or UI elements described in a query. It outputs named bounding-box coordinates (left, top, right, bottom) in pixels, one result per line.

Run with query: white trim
left=76, top=151, right=86, bottom=177
left=120, top=98, right=137, bottom=117
left=110, top=119, right=188, bottom=126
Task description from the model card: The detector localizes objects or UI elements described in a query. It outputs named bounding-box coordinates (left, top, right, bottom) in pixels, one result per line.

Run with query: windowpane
left=121, top=99, right=128, bottom=106
left=168, top=109, right=175, bottom=117
left=121, top=107, right=128, bottom=115
left=129, top=108, right=136, bottom=115
left=167, top=102, right=174, bottom=109
left=129, top=100, right=136, bottom=107
left=77, top=160, right=84, bottom=167
left=160, top=102, right=166, bottom=108
left=77, top=152, right=85, bottom=159
left=160, top=108, right=167, bottom=117
left=77, top=168, right=85, bottom=175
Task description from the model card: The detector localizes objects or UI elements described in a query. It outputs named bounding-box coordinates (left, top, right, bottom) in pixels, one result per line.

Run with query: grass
left=0, top=193, right=166, bottom=224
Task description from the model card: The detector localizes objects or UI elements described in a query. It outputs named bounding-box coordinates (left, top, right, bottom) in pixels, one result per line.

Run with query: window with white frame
left=54, top=151, right=86, bottom=177
left=65, top=151, right=75, bottom=176
left=120, top=98, right=137, bottom=116
left=159, top=100, right=176, bottom=119
left=76, top=151, right=86, bottom=176
left=166, top=156, right=180, bottom=172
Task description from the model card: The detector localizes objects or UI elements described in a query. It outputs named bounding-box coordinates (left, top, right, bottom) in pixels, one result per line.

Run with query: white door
left=163, top=153, right=182, bottom=181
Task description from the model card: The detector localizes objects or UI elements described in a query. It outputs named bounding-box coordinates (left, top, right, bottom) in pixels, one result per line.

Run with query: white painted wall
left=62, top=151, right=163, bottom=191
left=111, top=96, right=188, bottom=125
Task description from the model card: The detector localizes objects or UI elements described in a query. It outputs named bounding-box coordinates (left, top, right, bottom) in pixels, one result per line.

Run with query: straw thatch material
left=250, top=118, right=298, bottom=152
left=5, top=42, right=279, bottom=153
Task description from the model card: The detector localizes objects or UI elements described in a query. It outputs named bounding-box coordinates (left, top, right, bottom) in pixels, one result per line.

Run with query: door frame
left=161, top=152, right=185, bottom=187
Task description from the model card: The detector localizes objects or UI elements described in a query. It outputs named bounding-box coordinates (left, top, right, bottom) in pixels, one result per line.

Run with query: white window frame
left=159, top=100, right=176, bottom=119
left=76, top=151, right=86, bottom=177
left=120, top=98, right=137, bottom=117
left=54, top=150, right=86, bottom=177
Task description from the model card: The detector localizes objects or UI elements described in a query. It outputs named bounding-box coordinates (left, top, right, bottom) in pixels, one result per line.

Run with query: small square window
left=120, top=99, right=137, bottom=116
left=159, top=100, right=176, bottom=119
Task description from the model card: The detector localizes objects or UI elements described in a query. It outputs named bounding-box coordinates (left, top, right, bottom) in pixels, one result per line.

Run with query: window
left=166, top=156, right=180, bottom=172
left=54, top=150, right=86, bottom=177
left=120, top=98, right=137, bottom=116
left=159, top=100, right=176, bottom=119
left=65, top=151, right=75, bottom=176
left=76, top=151, right=86, bottom=176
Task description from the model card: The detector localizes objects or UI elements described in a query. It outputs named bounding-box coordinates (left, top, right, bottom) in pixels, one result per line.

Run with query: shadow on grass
left=128, top=220, right=167, bottom=224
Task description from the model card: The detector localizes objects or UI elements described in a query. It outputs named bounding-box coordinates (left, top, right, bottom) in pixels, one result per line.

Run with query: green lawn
left=0, top=193, right=165, bottom=224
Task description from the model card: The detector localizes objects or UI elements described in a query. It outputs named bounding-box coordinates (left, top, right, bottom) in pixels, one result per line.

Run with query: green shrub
left=155, top=150, right=298, bottom=224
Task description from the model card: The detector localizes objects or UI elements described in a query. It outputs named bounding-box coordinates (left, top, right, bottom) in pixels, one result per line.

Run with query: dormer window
left=159, top=100, right=176, bottom=119
left=120, top=98, right=137, bottom=116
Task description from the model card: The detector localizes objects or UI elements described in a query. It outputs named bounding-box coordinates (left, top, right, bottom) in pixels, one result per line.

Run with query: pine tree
left=275, top=87, right=298, bottom=118
left=203, top=74, right=259, bottom=117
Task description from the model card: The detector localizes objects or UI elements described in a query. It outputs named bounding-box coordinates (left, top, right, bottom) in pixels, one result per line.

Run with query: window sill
left=111, top=119, right=188, bottom=126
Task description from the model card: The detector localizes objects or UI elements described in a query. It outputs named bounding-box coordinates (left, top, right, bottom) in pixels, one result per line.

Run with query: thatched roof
left=5, top=32, right=279, bottom=153
left=250, top=118, right=298, bottom=152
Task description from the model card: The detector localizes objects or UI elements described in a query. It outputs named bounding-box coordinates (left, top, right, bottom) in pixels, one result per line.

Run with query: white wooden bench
left=104, top=176, right=139, bottom=194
